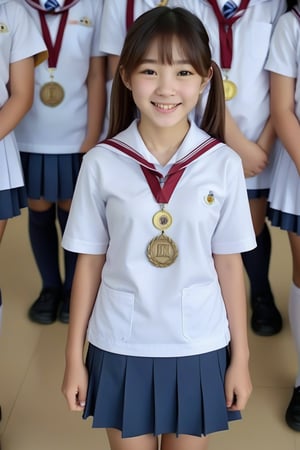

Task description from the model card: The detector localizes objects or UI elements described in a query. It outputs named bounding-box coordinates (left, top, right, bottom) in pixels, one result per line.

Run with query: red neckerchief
left=102, top=137, right=220, bottom=203
left=25, top=0, right=79, bottom=13
left=207, top=0, right=251, bottom=69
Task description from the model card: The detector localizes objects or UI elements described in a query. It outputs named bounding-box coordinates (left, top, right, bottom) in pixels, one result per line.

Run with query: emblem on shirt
left=0, top=23, right=8, bottom=33
left=69, top=17, right=92, bottom=27
left=204, top=191, right=215, bottom=205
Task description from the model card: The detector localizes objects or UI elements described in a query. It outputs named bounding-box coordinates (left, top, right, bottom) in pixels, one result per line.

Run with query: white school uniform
left=62, top=120, right=256, bottom=358
left=0, top=0, right=47, bottom=191
left=178, top=0, right=284, bottom=191
left=99, top=0, right=284, bottom=191
left=15, top=0, right=104, bottom=155
left=265, top=10, right=300, bottom=217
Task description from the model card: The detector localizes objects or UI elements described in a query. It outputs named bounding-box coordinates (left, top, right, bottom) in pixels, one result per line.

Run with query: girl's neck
left=138, top=120, right=190, bottom=166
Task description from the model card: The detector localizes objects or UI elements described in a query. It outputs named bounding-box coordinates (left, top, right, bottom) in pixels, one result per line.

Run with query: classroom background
left=0, top=208, right=299, bottom=449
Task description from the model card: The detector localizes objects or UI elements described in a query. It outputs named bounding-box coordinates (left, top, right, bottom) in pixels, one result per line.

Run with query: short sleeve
left=265, top=12, right=299, bottom=79
left=212, top=154, right=256, bottom=254
left=62, top=150, right=109, bottom=255
left=9, top=2, right=48, bottom=66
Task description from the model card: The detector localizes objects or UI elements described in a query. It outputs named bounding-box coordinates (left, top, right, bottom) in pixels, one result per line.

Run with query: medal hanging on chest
left=38, top=7, right=70, bottom=107
left=140, top=166, right=184, bottom=268
left=207, top=0, right=250, bottom=101
left=147, top=206, right=178, bottom=268
left=102, top=137, right=219, bottom=268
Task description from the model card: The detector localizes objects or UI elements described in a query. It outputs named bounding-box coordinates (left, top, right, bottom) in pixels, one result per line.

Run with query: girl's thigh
left=106, top=428, right=158, bottom=450
left=161, top=433, right=209, bottom=450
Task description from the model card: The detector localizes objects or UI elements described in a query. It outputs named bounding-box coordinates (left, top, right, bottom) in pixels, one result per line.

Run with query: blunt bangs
left=120, top=7, right=212, bottom=78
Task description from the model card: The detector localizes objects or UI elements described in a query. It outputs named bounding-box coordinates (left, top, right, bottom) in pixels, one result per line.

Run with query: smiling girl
left=62, top=7, right=256, bottom=450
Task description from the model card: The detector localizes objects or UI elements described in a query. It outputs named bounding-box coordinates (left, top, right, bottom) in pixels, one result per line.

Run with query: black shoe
left=28, top=288, right=61, bottom=324
left=251, top=295, right=282, bottom=336
left=58, top=291, right=70, bottom=324
left=286, top=387, right=300, bottom=431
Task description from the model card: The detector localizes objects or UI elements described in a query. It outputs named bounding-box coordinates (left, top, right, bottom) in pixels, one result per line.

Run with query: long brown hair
left=107, top=7, right=225, bottom=141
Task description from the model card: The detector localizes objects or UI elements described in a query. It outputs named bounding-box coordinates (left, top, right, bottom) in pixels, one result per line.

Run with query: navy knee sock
left=57, top=207, right=77, bottom=293
left=242, top=222, right=273, bottom=300
left=29, top=206, right=62, bottom=290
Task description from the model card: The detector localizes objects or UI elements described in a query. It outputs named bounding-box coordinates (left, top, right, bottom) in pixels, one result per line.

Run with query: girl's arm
left=80, top=56, right=107, bottom=153
left=213, top=253, right=252, bottom=411
left=224, top=108, right=272, bottom=178
left=270, top=72, right=300, bottom=174
left=0, top=57, right=34, bottom=140
left=62, top=253, right=106, bottom=411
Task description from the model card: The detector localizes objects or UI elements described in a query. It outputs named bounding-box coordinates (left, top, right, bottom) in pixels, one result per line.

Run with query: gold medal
left=157, top=0, right=168, bottom=5
left=40, top=81, right=64, bottom=107
left=223, top=79, right=237, bottom=101
left=147, top=233, right=178, bottom=267
left=152, top=209, right=172, bottom=231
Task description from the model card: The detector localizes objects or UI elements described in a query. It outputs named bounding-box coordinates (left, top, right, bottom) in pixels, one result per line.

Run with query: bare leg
left=106, top=428, right=158, bottom=450
left=161, top=433, right=209, bottom=450
left=0, top=219, right=7, bottom=243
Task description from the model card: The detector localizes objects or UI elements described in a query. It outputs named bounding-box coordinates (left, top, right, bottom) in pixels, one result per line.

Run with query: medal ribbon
left=103, top=137, right=219, bottom=203
left=25, top=0, right=80, bottom=13
left=126, top=0, right=134, bottom=31
left=292, top=7, right=300, bottom=21
left=38, top=3, right=72, bottom=69
left=207, top=0, right=250, bottom=69
left=126, top=0, right=168, bottom=31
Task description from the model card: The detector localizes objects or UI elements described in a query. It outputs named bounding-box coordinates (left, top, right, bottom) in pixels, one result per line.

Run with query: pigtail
left=200, top=61, right=225, bottom=142
left=106, top=71, right=137, bottom=139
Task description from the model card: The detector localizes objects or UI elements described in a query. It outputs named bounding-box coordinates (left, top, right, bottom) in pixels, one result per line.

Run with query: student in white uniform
left=265, top=0, right=300, bottom=431
left=15, top=0, right=106, bottom=325
left=0, top=0, right=47, bottom=446
left=62, top=8, right=256, bottom=449
left=197, top=0, right=284, bottom=337
left=0, top=0, right=47, bottom=323
left=99, top=0, right=284, bottom=336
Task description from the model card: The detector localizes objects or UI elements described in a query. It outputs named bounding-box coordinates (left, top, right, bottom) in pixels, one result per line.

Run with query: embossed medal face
left=147, top=234, right=178, bottom=267
left=152, top=209, right=173, bottom=231
left=40, top=81, right=65, bottom=107
left=223, top=79, right=237, bottom=101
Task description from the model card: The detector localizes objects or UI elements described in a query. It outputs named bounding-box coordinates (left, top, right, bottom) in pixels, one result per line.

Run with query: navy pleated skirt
left=247, top=188, right=269, bottom=200
left=0, top=186, right=27, bottom=220
left=83, top=345, right=241, bottom=438
left=268, top=207, right=300, bottom=235
left=20, top=152, right=82, bottom=202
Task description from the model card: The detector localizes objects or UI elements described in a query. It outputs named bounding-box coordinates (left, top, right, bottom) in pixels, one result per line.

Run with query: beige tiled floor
left=0, top=209, right=300, bottom=449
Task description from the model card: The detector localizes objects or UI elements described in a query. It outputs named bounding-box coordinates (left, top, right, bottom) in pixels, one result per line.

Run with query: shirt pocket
left=98, top=283, right=134, bottom=342
left=181, top=281, right=223, bottom=341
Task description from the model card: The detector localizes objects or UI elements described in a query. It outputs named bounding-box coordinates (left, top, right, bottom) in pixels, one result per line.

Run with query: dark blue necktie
left=44, top=0, right=60, bottom=11
left=222, top=0, right=238, bottom=19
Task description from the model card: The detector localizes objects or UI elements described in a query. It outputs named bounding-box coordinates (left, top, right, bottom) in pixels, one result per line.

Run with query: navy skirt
left=268, top=207, right=300, bottom=235
left=20, top=152, right=82, bottom=202
left=247, top=188, right=269, bottom=200
left=83, top=345, right=241, bottom=438
left=0, top=186, right=27, bottom=220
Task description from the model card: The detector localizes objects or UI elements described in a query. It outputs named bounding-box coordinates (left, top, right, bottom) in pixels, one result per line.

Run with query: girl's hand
left=224, top=361, right=252, bottom=411
left=62, top=362, right=88, bottom=412
left=241, top=142, right=269, bottom=178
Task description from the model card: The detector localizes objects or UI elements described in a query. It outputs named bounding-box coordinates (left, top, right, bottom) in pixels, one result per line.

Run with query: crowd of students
left=1, top=1, right=300, bottom=449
